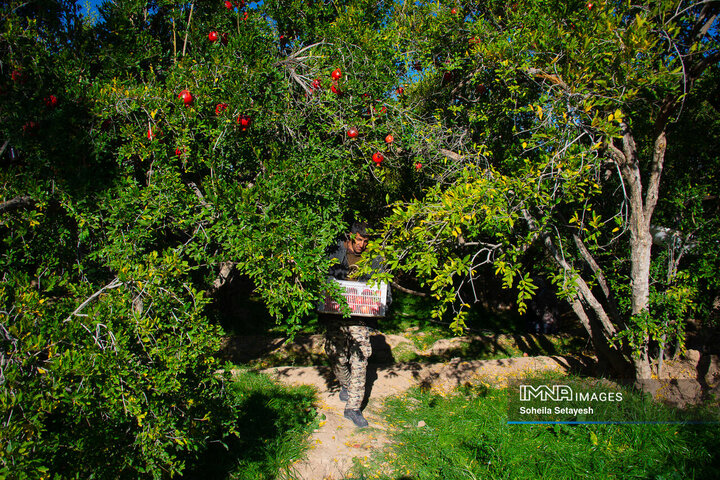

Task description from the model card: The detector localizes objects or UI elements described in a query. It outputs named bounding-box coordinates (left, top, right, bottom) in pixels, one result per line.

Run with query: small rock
left=417, top=420, right=426, bottom=428
left=685, top=349, right=701, bottom=364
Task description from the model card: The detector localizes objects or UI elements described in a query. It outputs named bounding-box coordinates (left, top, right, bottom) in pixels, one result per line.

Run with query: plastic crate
left=318, top=279, right=388, bottom=317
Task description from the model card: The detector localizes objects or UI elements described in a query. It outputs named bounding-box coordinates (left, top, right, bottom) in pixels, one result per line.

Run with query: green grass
left=181, top=369, right=319, bottom=480
left=347, top=375, right=720, bottom=480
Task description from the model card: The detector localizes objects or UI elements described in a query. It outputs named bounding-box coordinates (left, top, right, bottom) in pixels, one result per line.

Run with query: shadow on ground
left=219, top=331, right=590, bottom=370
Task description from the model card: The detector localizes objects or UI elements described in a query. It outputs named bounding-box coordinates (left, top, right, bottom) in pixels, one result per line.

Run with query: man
left=322, top=222, right=383, bottom=428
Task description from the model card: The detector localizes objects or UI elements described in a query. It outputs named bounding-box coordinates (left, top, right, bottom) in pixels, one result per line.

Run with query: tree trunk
left=607, top=128, right=668, bottom=381
left=629, top=231, right=653, bottom=314
left=629, top=230, right=654, bottom=380
left=632, top=350, right=652, bottom=380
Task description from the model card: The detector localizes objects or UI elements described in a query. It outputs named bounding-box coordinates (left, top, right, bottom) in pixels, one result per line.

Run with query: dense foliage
left=1, top=0, right=718, bottom=477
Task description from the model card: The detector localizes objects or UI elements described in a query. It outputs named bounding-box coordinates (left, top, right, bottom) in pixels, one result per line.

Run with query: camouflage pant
left=324, top=321, right=372, bottom=411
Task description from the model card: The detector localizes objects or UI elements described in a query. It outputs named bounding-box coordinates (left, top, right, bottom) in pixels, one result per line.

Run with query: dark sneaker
left=339, top=387, right=349, bottom=402
left=344, top=409, right=369, bottom=428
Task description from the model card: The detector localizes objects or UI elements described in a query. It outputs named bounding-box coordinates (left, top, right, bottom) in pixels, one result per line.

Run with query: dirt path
left=261, top=355, right=589, bottom=480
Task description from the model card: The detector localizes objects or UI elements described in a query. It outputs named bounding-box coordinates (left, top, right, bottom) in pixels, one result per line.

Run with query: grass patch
left=391, top=341, right=421, bottom=363
left=403, top=327, right=450, bottom=351
left=348, top=375, right=720, bottom=480
left=182, top=369, right=318, bottom=480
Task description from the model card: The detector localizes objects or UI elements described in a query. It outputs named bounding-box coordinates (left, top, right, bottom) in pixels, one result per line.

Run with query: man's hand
left=347, top=264, right=360, bottom=279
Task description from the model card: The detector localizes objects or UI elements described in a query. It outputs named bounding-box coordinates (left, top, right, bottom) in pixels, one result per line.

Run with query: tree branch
left=0, top=196, right=34, bottom=214
left=64, top=278, right=123, bottom=322
left=655, top=11, right=720, bottom=133
left=186, top=181, right=209, bottom=208
left=208, top=261, right=236, bottom=296
left=439, top=148, right=462, bottom=162
left=526, top=67, right=570, bottom=92
left=615, top=124, right=647, bottom=236
left=570, top=298, right=630, bottom=375
left=688, top=49, right=720, bottom=80
left=182, top=3, right=194, bottom=57
left=643, top=132, right=667, bottom=224
left=683, top=3, right=719, bottom=43
left=606, top=139, right=627, bottom=165
left=390, top=281, right=427, bottom=297
left=653, top=96, right=678, bottom=137
left=522, top=209, right=617, bottom=337
left=572, top=233, right=621, bottom=322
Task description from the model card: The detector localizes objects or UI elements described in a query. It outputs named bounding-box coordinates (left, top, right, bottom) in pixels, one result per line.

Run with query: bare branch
left=439, top=148, right=462, bottom=161
left=276, top=42, right=329, bottom=95
left=186, top=181, right=210, bottom=208
left=654, top=95, right=679, bottom=136
left=696, top=10, right=718, bottom=38
left=0, top=196, right=34, bottom=214
left=606, top=139, right=627, bottom=165
left=390, top=281, right=427, bottom=297
left=208, top=261, right=236, bottom=296
left=668, top=0, right=718, bottom=24
left=570, top=299, right=629, bottom=375
left=64, top=278, right=123, bottom=323
left=522, top=209, right=618, bottom=337
left=572, top=233, right=621, bottom=322
left=621, top=124, right=639, bottom=166
left=182, top=3, right=194, bottom=57
left=689, top=50, right=720, bottom=80
left=615, top=124, right=647, bottom=232
left=526, top=67, right=570, bottom=92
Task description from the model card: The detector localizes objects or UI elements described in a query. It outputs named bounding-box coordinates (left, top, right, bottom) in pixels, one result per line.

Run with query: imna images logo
left=520, top=384, right=572, bottom=401
left=519, top=384, right=623, bottom=402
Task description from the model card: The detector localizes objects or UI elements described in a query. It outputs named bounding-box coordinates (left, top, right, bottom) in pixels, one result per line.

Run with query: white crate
left=318, top=279, right=388, bottom=317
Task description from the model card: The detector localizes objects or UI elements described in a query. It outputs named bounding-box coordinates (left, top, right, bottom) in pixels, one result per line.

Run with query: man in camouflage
left=322, top=222, right=384, bottom=428
left=324, top=322, right=372, bottom=426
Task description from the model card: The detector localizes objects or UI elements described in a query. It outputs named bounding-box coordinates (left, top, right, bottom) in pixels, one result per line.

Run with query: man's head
left=348, top=221, right=370, bottom=255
